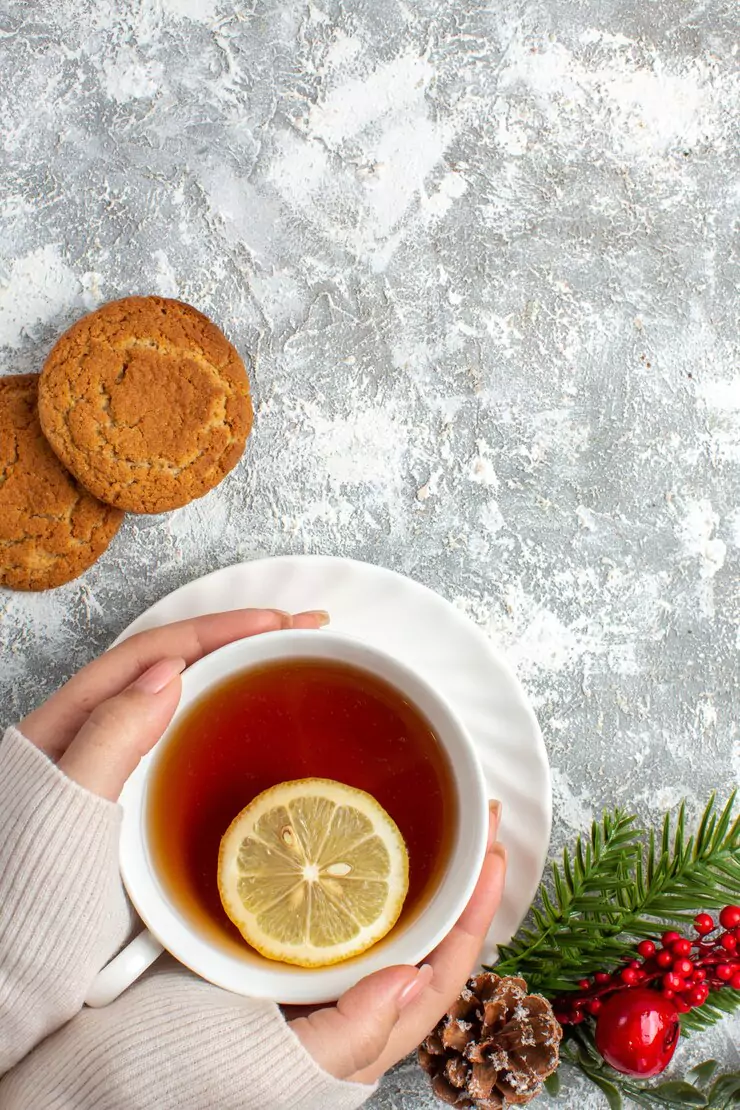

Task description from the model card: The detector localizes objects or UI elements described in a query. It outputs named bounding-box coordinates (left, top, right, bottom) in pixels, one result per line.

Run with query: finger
left=57, top=657, right=187, bottom=801
left=290, top=964, right=433, bottom=1080
left=22, top=608, right=329, bottom=758
left=349, top=832, right=506, bottom=1083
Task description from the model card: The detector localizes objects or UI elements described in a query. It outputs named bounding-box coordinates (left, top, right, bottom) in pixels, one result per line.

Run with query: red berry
left=662, top=931, right=681, bottom=946
left=687, top=984, right=709, bottom=1005
left=594, top=972, right=611, bottom=984
left=589, top=999, right=603, bottom=1015
left=719, top=906, right=740, bottom=930
left=634, top=970, right=647, bottom=983
left=694, top=913, right=715, bottom=936
left=694, top=969, right=707, bottom=981
left=716, top=964, right=734, bottom=981
left=571, top=1008, right=585, bottom=1024
left=656, top=949, right=674, bottom=968
left=672, top=939, right=692, bottom=957
left=720, top=933, right=737, bottom=951
left=595, top=989, right=680, bottom=1077
left=674, top=996, right=692, bottom=1014
left=578, top=979, right=591, bottom=990
left=662, top=972, right=684, bottom=991
left=630, top=960, right=641, bottom=969
left=637, top=940, right=657, bottom=958
left=731, top=973, right=740, bottom=990
left=621, top=967, right=639, bottom=985
left=662, top=989, right=675, bottom=999
left=672, top=958, right=694, bottom=977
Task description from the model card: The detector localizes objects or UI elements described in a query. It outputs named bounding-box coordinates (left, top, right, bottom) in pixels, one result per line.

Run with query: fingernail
left=398, top=963, right=433, bottom=1010
left=271, top=610, right=293, bottom=628
left=295, top=609, right=330, bottom=627
left=133, top=657, right=187, bottom=695
left=490, top=842, right=508, bottom=866
left=488, top=800, right=502, bottom=848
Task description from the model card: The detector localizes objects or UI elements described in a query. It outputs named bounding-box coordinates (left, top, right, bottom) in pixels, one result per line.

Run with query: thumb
left=289, top=963, right=433, bottom=1080
left=57, top=657, right=186, bottom=801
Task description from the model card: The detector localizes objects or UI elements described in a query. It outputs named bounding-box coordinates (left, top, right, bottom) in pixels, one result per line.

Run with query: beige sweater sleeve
left=0, top=726, right=376, bottom=1110
left=0, top=725, right=134, bottom=1073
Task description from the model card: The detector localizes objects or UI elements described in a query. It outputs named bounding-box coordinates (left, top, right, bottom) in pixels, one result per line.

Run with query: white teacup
left=86, top=630, right=489, bottom=1007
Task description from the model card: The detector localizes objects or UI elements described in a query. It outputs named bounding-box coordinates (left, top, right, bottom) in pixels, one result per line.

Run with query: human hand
left=288, top=803, right=506, bottom=1084
left=20, top=608, right=328, bottom=802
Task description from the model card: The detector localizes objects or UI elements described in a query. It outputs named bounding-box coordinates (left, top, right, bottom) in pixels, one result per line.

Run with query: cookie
left=0, top=375, right=123, bottom=591
left=38, top=297, right=253, bottom=514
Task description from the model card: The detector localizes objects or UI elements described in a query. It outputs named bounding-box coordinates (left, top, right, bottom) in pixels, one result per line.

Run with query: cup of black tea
left=86, top=629, right=489, bottom=1006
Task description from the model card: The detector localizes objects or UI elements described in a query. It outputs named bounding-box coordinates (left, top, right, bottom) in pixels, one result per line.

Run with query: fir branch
left=561, top=1026, right=740, bottom=1108
left=492, top=793, right=740, bottom=995
left=494, top=810, right=641, bottom=987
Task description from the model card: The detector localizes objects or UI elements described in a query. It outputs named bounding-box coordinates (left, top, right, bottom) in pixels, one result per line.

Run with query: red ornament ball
left=719, top=905, right=740, bottom=930
left=694, top=913, right=714, bottom=935
left=595, top=989, right=680, bottom=1077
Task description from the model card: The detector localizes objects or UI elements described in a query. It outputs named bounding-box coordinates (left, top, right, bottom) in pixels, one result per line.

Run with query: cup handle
left=85, top=929, right=164, bottom=1008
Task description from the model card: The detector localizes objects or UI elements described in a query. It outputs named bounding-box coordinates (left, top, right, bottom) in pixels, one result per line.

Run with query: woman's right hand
left=288, top=803, right=507, bottom=1085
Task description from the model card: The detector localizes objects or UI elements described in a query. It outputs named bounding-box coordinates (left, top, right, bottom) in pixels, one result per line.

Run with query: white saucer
left=115, top=555, right=551, bottom=957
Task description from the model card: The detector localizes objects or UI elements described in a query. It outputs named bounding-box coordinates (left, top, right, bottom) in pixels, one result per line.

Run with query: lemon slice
left=217, top=778, right=409, bottom=967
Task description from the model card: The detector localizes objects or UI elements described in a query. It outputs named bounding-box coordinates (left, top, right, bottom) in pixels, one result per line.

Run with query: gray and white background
left=1, top=0, right=738, bottom=1105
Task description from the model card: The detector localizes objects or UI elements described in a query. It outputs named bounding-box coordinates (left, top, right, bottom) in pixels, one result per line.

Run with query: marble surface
left=1, top=0, right=738, bottom=1105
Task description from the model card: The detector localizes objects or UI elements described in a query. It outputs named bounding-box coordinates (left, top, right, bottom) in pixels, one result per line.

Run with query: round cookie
left=0, top=375, right=123, bottom=591
left=38, top=297, right=253, bottom=514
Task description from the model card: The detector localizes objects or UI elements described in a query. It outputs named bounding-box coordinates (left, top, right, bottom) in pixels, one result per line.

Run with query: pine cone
left=418, top=972, right=562, bottom=1109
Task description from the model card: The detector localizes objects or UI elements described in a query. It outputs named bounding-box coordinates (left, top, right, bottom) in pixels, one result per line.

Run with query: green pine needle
left=493, top=792, right=740, bottom=996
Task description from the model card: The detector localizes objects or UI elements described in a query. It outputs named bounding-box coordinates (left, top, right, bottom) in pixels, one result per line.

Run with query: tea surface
left=147, top=658, right=456, bottom=954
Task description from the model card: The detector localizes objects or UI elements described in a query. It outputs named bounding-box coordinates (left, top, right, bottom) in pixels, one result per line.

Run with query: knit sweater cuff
left=0, top=725, right=130, bottom=1072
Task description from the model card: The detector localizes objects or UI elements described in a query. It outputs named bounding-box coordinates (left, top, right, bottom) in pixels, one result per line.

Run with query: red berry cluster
left=554, top=905, right=740, bottom=1025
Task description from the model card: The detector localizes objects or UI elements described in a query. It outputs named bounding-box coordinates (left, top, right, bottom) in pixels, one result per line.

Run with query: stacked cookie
left=0, top=297, right=253, bottom=591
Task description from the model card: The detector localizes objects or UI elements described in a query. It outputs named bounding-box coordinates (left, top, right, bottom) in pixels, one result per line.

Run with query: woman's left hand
left=20, top=608, right=327, bottom=802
